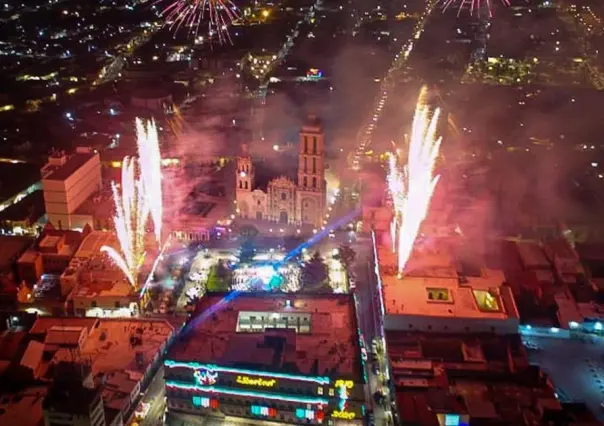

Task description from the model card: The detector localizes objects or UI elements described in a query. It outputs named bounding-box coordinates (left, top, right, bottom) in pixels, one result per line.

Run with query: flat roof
left=52, top=318, right=174, bottom=377
left=168, top=293, right=362, bottom=380
left=30, top=317, right=99, bottom=335
left=377, top=244, right=513, bottom=321
left=0, top=162, right=40, bottom=202
left=43, top=152, right=96, bottom=181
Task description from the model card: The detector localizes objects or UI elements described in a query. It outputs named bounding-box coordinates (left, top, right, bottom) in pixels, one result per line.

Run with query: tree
left=238, top=239, right=256, bottom=264
left=239, top=225, right=259, bottom=239
left=301, top=251, right=329, bottom=290
left=336, top=244, right=356, bottom=269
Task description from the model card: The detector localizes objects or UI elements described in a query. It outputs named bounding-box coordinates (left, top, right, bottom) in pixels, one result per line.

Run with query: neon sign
left=334, top=379, right=354, bottom=389
left=165, top=381, right=329, bottom=405
left=192, top=396, right=218, bottom=409
left=332, top=410, right=355, bottom=420
left=306, top=68, right=323, bottom=78
left=337, top=383, right=349, bottom=411
left=237, top=375, right=276, bottom=387
left=164, top=360, right=330, bottom=385
left=194, top=368, right=218, bottom=386
left=251, top=405, right=277, bottom=417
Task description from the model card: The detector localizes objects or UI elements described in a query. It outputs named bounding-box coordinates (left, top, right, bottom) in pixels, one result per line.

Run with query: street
left=130, top=367, right=166, bottom=426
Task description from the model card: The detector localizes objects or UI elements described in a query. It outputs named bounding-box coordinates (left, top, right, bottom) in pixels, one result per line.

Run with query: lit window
left=317, top=386, right=323, bottom=395
left=328, top=388, right=335, bottom=396
left=472, top=289, right=501, bottom=312
left=426, top=288, right=451, bottom=303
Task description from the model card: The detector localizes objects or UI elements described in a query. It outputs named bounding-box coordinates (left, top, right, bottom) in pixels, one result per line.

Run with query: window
left=426, top=288, right=451, bottom=302
left=317, top=387, right=323, bottom=395
left=281, top=192, right=287, bottom=201
left=303, top=177, right=307, bottom=187
left=312, top=177, right=317, bottom=188
left=303, top=156, right=307, bottom=172
left=304, top=136, right=308, bottom=153
left=91, top=301, right=97, bottom=308
left=472, top=289, right=501, bottom=312
left=312, top=157, right=316, bottom=173
left=239, top=181, right=242, bottom=189
left=244, top=181, right=248, bottom=189
left=114, top=302, right=120, bottom=308
left=312, top=136, right=317, bottom=154
left=257, top=200, right=261, bottom=205
left=328, top=388, right=335, bottom=396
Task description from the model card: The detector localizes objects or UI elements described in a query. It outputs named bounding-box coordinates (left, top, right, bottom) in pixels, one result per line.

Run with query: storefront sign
left=194, top=368, right=218, bottom=386
left=236, top=375, right=276, bottom=387
left=332, top=410, right=355, bottom=420
left=334, top=379, right=354, bottom=389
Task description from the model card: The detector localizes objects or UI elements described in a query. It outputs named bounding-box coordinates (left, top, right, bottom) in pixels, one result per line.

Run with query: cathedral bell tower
left=236, top=143, right=254, bottom=193
left=296, top=116, right=326, bottom=227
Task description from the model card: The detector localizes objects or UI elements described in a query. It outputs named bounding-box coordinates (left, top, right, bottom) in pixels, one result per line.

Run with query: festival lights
left=165, top=381, right=330, bottom=405
left=164, top=360, right=331, bottom=385
left=387, top=87, right=442, bottom=276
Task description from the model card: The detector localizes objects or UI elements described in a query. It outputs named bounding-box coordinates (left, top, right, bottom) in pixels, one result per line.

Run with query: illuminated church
left=235, top=116, right=326, bottom=228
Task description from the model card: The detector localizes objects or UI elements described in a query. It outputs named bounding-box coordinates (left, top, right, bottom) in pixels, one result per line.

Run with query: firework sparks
left=441, top=0, right=509, bottom=17
left=387, top=87, right=442, bottom=275
left=101, top=158, right=149, bottom=289
left=159, top=0, right=239, bottom=43
left=136, top=118, right=163, bottom=243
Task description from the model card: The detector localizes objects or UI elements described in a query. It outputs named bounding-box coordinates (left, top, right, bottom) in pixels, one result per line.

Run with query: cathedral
left=235, top=116, right=326, bottom=228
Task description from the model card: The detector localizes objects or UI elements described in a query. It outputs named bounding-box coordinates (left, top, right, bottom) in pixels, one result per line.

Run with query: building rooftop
left=41, top=151, right=96, bottom=182
left=168, top=293, right=362, bottom=380
left=377, top=241, right=518, bottom=322
left=52, top=319, right=174, bottom=377
left=29, top=317, right=98, bottom=336
left=0, top=386, right=46, bottom=426
left=0, top=162, right=40, bottom=203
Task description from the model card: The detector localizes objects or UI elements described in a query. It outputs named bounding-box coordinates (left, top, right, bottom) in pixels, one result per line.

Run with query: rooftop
left=168, top=293, right=361, bottom=380
left=41, top=151, right=97, bottom=182
left=0, top=386, right=46, bottom=426
left=377, top=241, right=517, bottom=322
left=52, top=319, right=174, bottom=377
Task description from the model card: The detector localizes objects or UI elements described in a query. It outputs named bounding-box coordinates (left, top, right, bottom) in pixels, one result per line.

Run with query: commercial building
left=164, top=293, right=365, bottom=425
left=374, top=236, right=520, bottom=334
left=41, top=147, right=102, bottom=230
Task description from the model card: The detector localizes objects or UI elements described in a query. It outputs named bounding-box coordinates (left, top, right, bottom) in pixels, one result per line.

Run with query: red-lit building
left=164, top=293, right=366, bottom=425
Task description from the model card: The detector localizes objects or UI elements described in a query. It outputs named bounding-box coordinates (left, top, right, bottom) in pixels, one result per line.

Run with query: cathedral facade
left=235, top=117, right=326, bottom=228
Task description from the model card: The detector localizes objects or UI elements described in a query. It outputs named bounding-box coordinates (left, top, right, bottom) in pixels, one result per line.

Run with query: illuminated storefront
left=164, top=361, right=365, bottom=424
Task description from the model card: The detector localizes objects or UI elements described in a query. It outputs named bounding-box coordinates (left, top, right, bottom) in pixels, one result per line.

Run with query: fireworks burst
left=441, top=0, right=510, bottom=17
left=387, top=87, right=442, bottom=276
left=101, top=158, right=149, bottom=289
left=136, top=118, right=163, bottom=243
left=159, top=0, right=239, bottom=43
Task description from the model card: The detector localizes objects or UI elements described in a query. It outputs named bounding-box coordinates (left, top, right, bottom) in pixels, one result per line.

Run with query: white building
left=41, top=148, right=101, bottom=230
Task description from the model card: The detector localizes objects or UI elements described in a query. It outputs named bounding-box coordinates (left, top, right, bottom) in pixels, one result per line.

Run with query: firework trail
left=441, top=0, right=509, bottom=17
left=136, top=118, right=163, bottom=243
left=158, top=0, right=240, bottom=43
left=387, top=87, right=442, bottom=275
left=101, top=158, right=149, bottom=289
